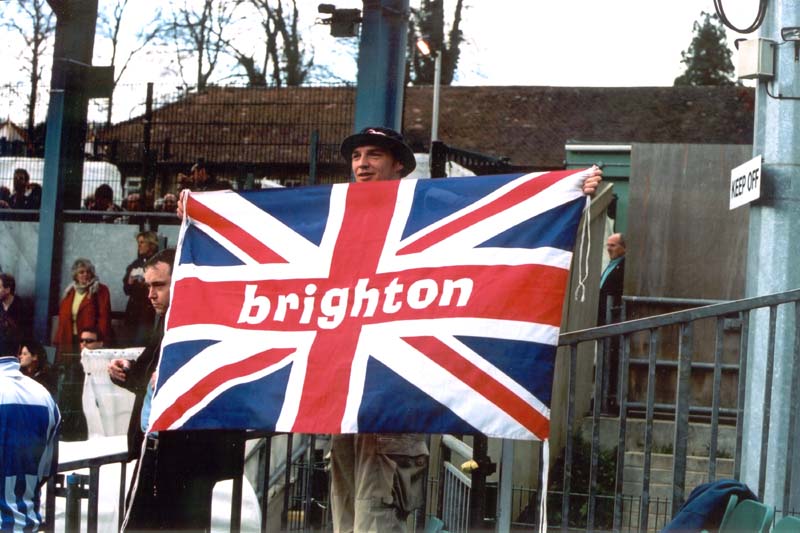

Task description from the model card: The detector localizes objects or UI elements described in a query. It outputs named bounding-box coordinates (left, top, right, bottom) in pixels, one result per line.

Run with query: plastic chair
left=424, top=517, right=445, bottom=533
left=701, top=494, right=738, bottom=533
left=773, top=515, right=800, bottom=532
left=718, top=499, right=774, bottom=533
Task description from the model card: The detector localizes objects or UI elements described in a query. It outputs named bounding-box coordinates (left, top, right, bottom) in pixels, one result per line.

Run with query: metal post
left=353, top=0, right=410, bottom=132
left=431, top=52, right=442, bottom=142
left=308, top=129, right=319, bottom=186
left=742, top=0, right=800, bottom=507
left=34, top=0, right=101, bottom=343
left=143, top=82, right=154, bottom=199
left=64, top=474, right=82, bottom=533
left=469, top=434, right=488, bottom=529
left=494, top=439, right=513, bottom=533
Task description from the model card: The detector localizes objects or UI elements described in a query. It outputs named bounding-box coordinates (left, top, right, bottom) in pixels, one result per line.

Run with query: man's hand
left=582, top=165, right=603, bottom=195
left=176, top=189, right=189, bottom=220
left=108, top=359, right=131, bottom=382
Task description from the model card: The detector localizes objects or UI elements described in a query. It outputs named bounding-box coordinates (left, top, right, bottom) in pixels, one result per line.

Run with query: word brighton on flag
left=149, top=170, right=590, bottom=440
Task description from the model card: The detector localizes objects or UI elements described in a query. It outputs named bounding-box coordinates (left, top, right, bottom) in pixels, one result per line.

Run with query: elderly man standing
left=0, top=316, right=60, bottom=532
left=598, top=232, right=626, bottom=325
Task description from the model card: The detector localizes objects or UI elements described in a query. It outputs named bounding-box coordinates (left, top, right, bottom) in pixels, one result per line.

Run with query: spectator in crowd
left=18, top=339, right=56, bottom=396
left=9, top=168, right=41, bottom=209
left=191, top=158, right=227, bottom=191
left=176, top=173, right=193, bottom=195
left=597, top=232, right=626, bottom=413
left=122, top=231, right=159, bottom=345
left=78, top=327, right=104, bottom=350
left=93, top=183, right=122, bottom=222
left=598, top=232, right=626, bottom=324
left=162, top=193, right=178, bottom=212
left=123, top=192, right=142, bottom=212
left=0, top=185, right=10, bottom=207
left=0, top=273, right=31, bottom=339
left=108, top=249, right=245, bottom=532
left=121, top=192, right=146, bottom=225
left=0, top=315, right=60, bottom=532
left=54, top=258, right=112, bottom=360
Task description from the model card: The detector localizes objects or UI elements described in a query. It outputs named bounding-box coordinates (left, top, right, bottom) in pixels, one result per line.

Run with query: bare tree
left=2, top=0, right=55, bottom=135
left=233, top=0, right=313, bottom=87
left=158, top=0, right=236, bottom=91
left=407, top=0, right=465, bottom=86
left=97, top=0, right=161, bottom=124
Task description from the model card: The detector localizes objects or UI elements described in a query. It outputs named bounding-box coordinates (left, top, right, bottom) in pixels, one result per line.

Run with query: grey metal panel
left=628, top=143, right=752, bottom=301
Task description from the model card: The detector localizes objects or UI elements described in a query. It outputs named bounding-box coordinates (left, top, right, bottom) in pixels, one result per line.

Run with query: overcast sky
left=310, top=0, right=755, bottom=86
left=0, top=0, right=758, bottom=122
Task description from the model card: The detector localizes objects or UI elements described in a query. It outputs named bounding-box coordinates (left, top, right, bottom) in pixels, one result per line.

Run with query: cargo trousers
left=330, top=433, right=429, bottom=533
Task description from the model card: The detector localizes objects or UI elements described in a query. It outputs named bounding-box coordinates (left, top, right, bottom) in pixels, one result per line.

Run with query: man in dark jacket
left=108, top=248, right=244, bottom=532
left=122, top=231, right=159, bottom=346
left=598, top=232, right=625, bottom=325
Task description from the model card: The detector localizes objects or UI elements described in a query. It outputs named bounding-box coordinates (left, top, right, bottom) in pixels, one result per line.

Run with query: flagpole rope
left=573, top=195, right=592, bottom=302
left=538, top=439, right=550, bottom=533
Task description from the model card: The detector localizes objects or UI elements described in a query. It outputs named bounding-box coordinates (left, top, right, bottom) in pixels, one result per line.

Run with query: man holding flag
left=172, top=127, right=602, bottom=532
left=327, top=128, right=602, bottom=532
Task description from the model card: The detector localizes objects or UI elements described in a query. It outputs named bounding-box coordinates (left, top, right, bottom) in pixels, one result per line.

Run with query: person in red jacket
left=54, top=258, right=112, bottom=361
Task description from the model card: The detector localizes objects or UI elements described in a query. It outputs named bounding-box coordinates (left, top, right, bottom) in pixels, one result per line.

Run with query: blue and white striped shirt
left=0, top=356, right=60, bottom=532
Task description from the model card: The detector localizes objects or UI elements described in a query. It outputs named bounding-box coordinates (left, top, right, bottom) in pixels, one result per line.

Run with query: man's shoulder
left=0, top=373, right=58, bottom=411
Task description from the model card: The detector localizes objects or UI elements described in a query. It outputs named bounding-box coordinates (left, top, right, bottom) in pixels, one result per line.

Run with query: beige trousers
left=330, top=434, right=428, bottom=533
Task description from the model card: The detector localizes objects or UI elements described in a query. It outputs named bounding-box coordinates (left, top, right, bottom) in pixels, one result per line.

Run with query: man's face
left=193, top=167, right=208, bottom=184
left=13, top=171, right=28, bottom=191
left=127, top=194, right=141, bottom=211
left=163, top=194, right=177, bottom=211
left=145, top=261, right=172, bottom=315
left=0, top=281, right=10, bottom=301
left=351, top=145, right=404, bottom=182
left=79, top=332, right=103, bottom=350
left=606, top=235, right=625, bottom=260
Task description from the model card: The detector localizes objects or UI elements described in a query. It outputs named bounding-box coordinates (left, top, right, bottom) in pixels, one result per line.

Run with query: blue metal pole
left=353, top=0, right=410, bottom=132
left=33, top=1, right=100, bottom=344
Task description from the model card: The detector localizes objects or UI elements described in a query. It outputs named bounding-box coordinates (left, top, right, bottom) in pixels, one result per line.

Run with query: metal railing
left=555, top=288, right=800, bottom=532
left=45, top=432, right=322, bottom=533
left=45, top=288, right=800, bottom=533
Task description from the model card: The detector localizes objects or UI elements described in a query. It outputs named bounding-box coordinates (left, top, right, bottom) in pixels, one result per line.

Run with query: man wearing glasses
left=78, top=328, right=104, bottom=350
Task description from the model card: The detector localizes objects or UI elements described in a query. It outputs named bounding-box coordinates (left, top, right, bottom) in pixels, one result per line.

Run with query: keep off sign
left=730, top=155, right=762, bottom=210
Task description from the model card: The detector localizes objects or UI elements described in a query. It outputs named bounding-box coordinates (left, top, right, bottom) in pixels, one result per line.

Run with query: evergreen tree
left=674, top=11, right=735, bottom=86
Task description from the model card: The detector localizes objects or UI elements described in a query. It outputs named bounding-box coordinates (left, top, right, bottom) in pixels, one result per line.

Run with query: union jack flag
left=149, top=170, right=590, bottom=440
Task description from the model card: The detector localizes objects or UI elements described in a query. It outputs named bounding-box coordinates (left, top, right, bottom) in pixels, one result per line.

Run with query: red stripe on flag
left=402, top=336, right=550, bottom=439
left=397, top=170, right=575, bottom=255
left=149, top=347, right=296, bottom=431
left=187, top=194, right=288, bottom=264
